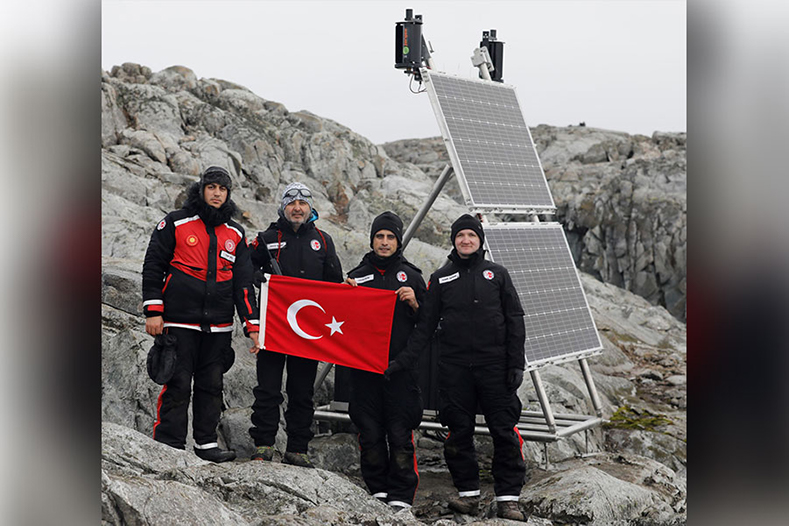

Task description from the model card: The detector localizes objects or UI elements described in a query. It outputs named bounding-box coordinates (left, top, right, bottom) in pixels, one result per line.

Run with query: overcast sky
left=102, top=0, right=686, bottom=145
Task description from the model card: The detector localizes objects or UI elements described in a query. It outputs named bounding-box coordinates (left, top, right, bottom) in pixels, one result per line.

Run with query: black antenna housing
left=395, top=9, right=424, bottom=74
left=480, top=29, right=504, bottom=82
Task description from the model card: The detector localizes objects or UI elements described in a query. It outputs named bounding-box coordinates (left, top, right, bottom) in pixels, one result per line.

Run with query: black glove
left=508, top=368, right=524, bottom=390
left=384, top=360, right=403, bottom=380
left=253, top=270, right=267, bottom=288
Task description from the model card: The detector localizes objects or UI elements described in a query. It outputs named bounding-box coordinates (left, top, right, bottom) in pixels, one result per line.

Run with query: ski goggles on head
left=283, top=188, right=312, bottom=200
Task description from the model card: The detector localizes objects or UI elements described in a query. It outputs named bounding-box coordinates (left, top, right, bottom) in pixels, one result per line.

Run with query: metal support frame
left=313, top=362, right=334, bottom=392
left=310, top=62, right=608, bottom=460
left=402, top=164, right=454, bottom=250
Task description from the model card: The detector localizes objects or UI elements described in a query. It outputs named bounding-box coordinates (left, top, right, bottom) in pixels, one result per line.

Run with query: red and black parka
left=142, top=198, right=260, bottom=335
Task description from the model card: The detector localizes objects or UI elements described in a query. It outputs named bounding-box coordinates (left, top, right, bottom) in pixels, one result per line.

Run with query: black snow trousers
left=438, top=361, right=526, bottom=497
left=249, top=349, right=318, bottom=453
left=152, top=328, right=229, bottom=449
left=348, top=368, right=423, bottom=505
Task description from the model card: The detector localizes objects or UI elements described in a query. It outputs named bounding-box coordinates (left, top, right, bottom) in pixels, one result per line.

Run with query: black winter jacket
left=395, top=249, right=526, bottom=370
left=347, top=252, right=426, bottom=364
left=142, top=186, right=260, bottom=335
left=250, top=216, right=343, bottom=283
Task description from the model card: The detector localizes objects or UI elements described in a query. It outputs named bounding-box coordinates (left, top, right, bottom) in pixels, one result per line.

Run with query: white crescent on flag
left=286, top=299, right=325, bottom=340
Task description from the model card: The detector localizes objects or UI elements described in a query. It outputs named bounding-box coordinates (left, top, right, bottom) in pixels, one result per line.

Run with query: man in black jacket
left=248, top=182, right=343, bottom=467
left=142, top=166, right=260, bottom=463
left=345, top=211, right=426, bottom=511
left=386, top=214, right=528, bottom=521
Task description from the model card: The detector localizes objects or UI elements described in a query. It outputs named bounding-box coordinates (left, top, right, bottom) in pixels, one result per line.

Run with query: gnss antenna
left=479, top=29, right=504, bottom=82
left=395, top=9, right=434, bottom=83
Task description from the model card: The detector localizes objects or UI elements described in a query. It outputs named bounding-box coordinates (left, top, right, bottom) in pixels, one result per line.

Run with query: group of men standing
left=141, top=167, right=528, bottom=521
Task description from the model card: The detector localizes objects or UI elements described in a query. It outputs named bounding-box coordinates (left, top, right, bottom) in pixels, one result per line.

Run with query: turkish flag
left=259, top=274, right=397, bottom=374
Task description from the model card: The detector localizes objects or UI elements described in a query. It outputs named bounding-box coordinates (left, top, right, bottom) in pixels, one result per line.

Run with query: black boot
left=194, top=447, right=236, bottom=463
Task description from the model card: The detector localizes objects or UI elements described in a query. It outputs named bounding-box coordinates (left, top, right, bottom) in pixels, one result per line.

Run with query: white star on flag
left=325, top=316, right=344, bottom=336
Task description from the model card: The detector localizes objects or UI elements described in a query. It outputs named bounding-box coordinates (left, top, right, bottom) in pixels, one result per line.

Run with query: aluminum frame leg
left=402, top=165, right=454, bottom=250
left=530, top=369, right=557, bottom=434
left=579, top=358, right=603, bottom=417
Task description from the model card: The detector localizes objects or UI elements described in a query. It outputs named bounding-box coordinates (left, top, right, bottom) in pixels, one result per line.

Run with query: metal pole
left=579, top=358, right=604, bottom=417
left=478, top=63, right=492, bottom=81
left=530, top=369, right=557, bottom=434
left=314, top=362, right=333, bottom=392
left=402, top=164, right=454, bottom=250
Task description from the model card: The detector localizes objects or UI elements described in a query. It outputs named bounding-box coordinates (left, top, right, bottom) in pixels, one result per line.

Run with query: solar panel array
left=484, top=223, right=602, bottom=367
left=424, top=69, right=554, bottom=210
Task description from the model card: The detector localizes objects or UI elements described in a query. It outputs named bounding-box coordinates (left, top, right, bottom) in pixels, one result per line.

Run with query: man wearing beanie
left=142, top=166, right=260, bottom=463
left=344, top=211, right=427, bottom=511
left=248, top=182, right=343, bottom=467
left=386, top=213, right=528, bottom=521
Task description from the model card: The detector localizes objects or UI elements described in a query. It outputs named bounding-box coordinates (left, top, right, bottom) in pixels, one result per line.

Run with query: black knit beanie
left=370, top=211, right=404, bottom=249
left=451, top=214, right=485, bottom=247
left=200, top=166, right=233, bottom=197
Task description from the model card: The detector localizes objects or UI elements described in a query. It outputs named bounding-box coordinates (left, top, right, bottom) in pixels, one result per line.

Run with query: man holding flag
left=248, top=182, right=343, bottom=467
left=345, top=212, right=426, bottom=511
left=385, top=214, right=528, bottom=521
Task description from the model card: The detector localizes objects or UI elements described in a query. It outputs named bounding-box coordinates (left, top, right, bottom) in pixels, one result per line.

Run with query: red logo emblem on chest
left=310, top=239, right=321, bottom=251
left=157, top=220, right=166, bottom=230
left=397, top=271, right=407, bottom=282
left=225, top=239, right=236, bottom=252
left=483, top=270, right=494, bottom=280
left=186, top=235, right=199, bottom=246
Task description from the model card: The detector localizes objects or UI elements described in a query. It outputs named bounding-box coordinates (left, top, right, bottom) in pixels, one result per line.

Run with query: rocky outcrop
left=102, top=63, right=686, bottom=525
left=102, top=422, right=420, bottom=525
left=382, top=127, right=687, bottom=321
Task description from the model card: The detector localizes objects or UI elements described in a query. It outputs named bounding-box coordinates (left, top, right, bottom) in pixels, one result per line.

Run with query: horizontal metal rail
left=314, top=406, right=604, bottom=443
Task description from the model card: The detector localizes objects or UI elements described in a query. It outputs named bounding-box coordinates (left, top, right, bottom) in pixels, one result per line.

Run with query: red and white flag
left=259, top=274, right=397, bottom=374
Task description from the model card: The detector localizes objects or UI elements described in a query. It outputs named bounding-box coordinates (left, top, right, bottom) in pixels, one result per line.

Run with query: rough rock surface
left=102, top=64, right=686, bottom=525
left=382, top=126, right=686, bottom=322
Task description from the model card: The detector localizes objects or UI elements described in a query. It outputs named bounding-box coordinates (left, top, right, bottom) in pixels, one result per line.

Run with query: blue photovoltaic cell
left=425, top=70, right=554, bottom=209
left=484, top=223, right=602, bottom=366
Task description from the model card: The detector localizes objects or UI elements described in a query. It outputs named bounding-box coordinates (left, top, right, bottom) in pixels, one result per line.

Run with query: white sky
left=102, top=0, right=686, bottom=144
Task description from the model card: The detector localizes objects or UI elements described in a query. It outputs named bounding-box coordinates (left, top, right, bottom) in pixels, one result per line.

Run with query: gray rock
left=103, top=473, right=251, bottom=525
left=102, top=422, right=208, bottom=476
left=150, top=65, right=199, bottom=92
left=102, top=422, right=413, bottom=524
left=308, top=433, right=360, bottom=474
left=666, top=375, right=686, bottom=386
left=521, top=453, right=685, bottom=525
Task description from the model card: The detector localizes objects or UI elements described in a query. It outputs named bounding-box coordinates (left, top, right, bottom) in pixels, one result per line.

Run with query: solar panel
left=423, top=69, right=555, bottom=212
left=483, top=222, right=602, bottom=368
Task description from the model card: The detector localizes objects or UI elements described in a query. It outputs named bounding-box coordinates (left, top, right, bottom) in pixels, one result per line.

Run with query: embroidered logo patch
left=438, top=272, right=460, bottom=284
left=397, top=271, right=408, bottom=282
left=355, top=274, right=374, bottom=284
left=186, top=235, right=199, bottom=246
left=157, top=219, right=166, bottom=230
left=225, top=239, right=236, bottom=252
left=310, top=239, right=321, bottom=251
left=483, top=270, right=494, bottom=280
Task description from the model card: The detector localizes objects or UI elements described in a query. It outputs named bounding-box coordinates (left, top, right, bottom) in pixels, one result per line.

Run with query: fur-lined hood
left=183, top=182, right=238, bottom=226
